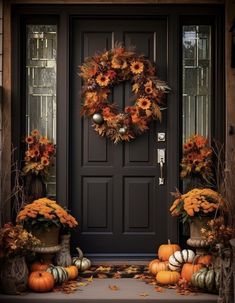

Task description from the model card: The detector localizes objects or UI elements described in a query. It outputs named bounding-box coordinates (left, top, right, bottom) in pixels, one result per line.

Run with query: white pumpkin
left=72, top=247, right=91, bottom=272
left=169, top=249, right=195, bottom=271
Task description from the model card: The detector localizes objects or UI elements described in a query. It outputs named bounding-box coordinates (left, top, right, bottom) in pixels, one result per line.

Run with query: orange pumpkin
left=158, top=239, right=181, bottom=261
left=181, top=263, right=203, bottom=282
left=149, top=259, right=169, bottom=275
left=156, top=270, right=180, bottom=285
left=65, top=265, right=79, bottom=280
left=28, top=271, right=54, bottom=292
left=195, top=254, right=212, bottom=266
left=30, top=261, right=50, bottom=272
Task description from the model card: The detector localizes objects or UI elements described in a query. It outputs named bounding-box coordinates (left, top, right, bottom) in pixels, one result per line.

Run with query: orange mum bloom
left=41, top=157, right=50, bottom=166
left=31, top=129, right=40, bottom=137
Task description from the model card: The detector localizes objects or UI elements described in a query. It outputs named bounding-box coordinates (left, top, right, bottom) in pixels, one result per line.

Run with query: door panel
left=70, top=18, right=168, bottom=255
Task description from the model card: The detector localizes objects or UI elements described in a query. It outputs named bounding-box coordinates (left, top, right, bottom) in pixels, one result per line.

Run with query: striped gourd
left=46, top=265, right=69, bottom=284
left=191, top=267, right=220, bottom=293
left=168, top=249, right=195, bottom=271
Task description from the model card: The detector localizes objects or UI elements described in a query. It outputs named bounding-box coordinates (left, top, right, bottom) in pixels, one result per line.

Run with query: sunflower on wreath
left=80, top=43, right=170, bottom=143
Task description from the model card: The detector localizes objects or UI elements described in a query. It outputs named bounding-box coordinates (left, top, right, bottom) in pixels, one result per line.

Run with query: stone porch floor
left=0, top=278, right=218, bottom=303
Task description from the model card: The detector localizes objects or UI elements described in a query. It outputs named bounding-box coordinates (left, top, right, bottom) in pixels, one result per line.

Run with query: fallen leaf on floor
left=96, top=266, right=112, bottom=272
left=77, top=282, right=88, bottom=287
left=53, top=280, right=81, bottom=294
left=87, top=276, right=93, bottom=283
left=155, top=286, right=164, bottom=292
left=109, top=284, right=120, bottom=291
left=113, top=271, right=121, bottom=279
left=139, top=292, right=149, bottom=297
left=125, top=266, right=138, bottom=274
left=97, top=273, right=108, bottom=279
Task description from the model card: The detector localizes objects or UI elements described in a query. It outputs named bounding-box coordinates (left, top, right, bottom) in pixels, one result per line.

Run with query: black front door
left=70, top=17, right=171, bottom=256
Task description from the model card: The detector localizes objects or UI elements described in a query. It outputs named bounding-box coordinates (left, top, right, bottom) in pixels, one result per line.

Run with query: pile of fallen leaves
left=53, top=276, right=93, bottom=294
left=79, top=264, right=148, bottom=278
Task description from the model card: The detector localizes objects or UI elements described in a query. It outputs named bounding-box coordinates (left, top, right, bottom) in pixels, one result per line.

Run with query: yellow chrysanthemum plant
left=16, top=198, right=78, bottom=234
left=170, top=188, right=224, bottom=224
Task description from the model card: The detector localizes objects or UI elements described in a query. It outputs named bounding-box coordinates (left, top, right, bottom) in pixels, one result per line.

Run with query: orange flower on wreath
left=96, top=74, right=110, bottom=87
left=144, top=81, right=153, bottom=94
left=136, top=97, right=151, bottom=110
left=130, top=61, right=144, bottom=74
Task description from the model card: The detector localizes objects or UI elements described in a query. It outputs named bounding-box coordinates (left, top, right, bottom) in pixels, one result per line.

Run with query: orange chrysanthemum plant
left=80, top=42, right=170, bottom=143
left=180, top=134, right=214, bottom=185
left=23, top=129, right=56, bottom=179
left=170, top=188, right=224, bottom=223
left=16, top=198, right=78, bottom=233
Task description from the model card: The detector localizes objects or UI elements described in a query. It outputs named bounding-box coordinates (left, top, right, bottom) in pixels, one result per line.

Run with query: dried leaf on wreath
left=132, top=83, right=139, bottom=94
left=109, top=284, right=120, bottom=291
left=113, top=271, right=122, bottom=279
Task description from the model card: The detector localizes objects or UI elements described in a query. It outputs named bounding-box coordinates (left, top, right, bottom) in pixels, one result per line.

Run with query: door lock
left=157, top=132, right=166, bottom=142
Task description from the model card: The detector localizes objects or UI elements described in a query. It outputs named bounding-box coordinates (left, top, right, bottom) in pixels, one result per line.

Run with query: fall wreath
left=80, top=44, right=169, bottom=143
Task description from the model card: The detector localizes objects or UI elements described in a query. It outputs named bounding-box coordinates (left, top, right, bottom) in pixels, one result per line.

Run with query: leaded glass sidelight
left=26, top=25, right=57, bottom=197
left=182, top=25, right=211, bottom=143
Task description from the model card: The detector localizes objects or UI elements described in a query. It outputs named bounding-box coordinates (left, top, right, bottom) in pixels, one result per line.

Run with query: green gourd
left=191, top=267, right=220, bottom=293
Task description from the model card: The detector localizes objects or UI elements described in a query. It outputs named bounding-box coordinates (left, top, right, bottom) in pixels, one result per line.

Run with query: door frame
left=11, top=4, right=224, bottom=248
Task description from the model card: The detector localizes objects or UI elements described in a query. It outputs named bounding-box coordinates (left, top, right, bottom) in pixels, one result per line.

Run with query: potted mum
left=23, top=129, right=56, bottom=201
left=170, top=188, right=224, bottom=254
left=0, top=223, right=40, bottom=294
left=16, top=197, right=78, bottom=247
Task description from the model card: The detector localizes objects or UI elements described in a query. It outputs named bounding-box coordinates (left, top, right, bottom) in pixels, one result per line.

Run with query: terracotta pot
left=0, top=256, right=28, bottom=294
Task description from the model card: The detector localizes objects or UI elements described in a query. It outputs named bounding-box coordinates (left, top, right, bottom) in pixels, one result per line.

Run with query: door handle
left=157, top=149, right=165, bottom=185
left=159, top=159, right=164, bottom=185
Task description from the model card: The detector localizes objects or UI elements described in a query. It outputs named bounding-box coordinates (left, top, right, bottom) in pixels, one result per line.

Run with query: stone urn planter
left=187, top=217, right=210, bottom=254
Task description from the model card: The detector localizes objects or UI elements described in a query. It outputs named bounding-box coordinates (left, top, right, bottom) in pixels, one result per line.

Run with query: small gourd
left=191, top=267, right=220, bottom=293
left=158, top=239, right=181, bottom=261
left=46, top=265, right=69, bottom=284
left=168, top=249, right=195, bottom=271
left=181, top=263, right=203, bottom=282
left=148, top=259, right=169, bottom=275
left=195, top=254, right=212, bottom=266
left=28, top=271, right=54, bottom=292
left=72, top=247, right=91, bottom=272
left=65, top=265, right=79, bottom=280
left=156, top=270, right=180, bottom=285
